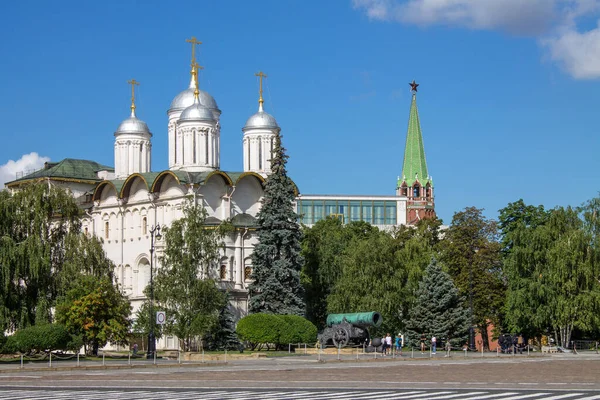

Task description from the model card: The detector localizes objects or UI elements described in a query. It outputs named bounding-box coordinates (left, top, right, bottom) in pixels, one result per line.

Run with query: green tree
left=301, top=218, right=376, bottom=329
left=0, top=183, right=80, bottom=330
left=438, top=207, right=504, bottom=350
left=154, top=201, right=227, bottom=351
left=503, top=206, right=600, bottom=347
left=498, top=199, right=548, bottom=254
left=203, top=298, right=241, bottom=351
left=326, top=224, right=433, bottom=335
left=405, top=259, right=470, bottom=347
left=55, top=275, right=131, bottom=355
left=249, top=133, right=305, bottom=315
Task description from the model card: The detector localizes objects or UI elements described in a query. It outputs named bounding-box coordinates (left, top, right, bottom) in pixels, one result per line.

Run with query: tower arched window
left=220, top=264, right=227, bottom=280
left=401, top=184, right=408, bottom=197
left=104, top=221, right=109, bottom=239
left=205, top=132, right=209, bottom=164
left=413, top=185, right=420, bottom=199
left=174, top=128, right=178, bottom=164
left=142, top=217, right=147, bottom=235
left=193, top=130, right=197, bottom=164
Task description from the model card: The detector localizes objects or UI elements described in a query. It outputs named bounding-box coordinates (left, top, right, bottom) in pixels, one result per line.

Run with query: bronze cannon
left=318, top=312, right=383, bottom=348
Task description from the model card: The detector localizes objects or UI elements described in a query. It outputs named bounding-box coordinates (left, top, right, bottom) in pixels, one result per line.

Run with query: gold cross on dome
left=127, top=79, right=140, bottom=112
left=255, top=71, right=267, bottom=104
left=185, top=36, right=202, bottom=65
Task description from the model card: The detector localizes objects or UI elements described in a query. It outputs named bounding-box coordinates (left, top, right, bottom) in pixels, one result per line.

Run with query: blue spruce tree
left=405, top=258, right=470, bottom=348
left=248, top=133, right=305, bottom=315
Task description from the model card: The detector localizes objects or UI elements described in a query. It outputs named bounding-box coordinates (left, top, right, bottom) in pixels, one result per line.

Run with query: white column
left=141, top=142, right=147, bottom=173
left=168, top=122, right=175, bottom=168
left=114, top=143, right=120, bottom=178
left=128, top=142, right=134, bottom=176
left=252, top=137, right=259, bottom=172
left=235, top=232, right=243, bottom=289
left=176, top=130, right=183, bottom=167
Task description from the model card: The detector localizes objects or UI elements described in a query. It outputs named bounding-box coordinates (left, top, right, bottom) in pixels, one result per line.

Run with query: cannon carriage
left=318, top=312, right=382, bottom=348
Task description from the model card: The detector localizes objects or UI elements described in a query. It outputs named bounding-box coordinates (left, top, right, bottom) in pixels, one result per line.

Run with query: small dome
left=115, top=116, right=151, bottom=136
left=170, top=88, right=218, bottom=112
left=243, top=111, right=279, bottom=131
left=179, top=102, right=215, bottom=122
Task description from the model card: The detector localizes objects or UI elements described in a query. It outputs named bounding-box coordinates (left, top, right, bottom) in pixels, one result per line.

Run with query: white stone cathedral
left=83, top=51, right=280, bottom=349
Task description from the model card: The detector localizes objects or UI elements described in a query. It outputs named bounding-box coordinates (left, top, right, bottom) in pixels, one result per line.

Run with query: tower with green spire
left=397, top=81, right=435, bottom=224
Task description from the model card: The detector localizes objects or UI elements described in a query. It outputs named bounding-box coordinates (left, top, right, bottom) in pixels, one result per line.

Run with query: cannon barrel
left=326, top=312, right=382, bottom=328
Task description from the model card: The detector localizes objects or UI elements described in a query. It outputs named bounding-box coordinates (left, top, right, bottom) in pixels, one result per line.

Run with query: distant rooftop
left=5, top=158, right=114, bottom=187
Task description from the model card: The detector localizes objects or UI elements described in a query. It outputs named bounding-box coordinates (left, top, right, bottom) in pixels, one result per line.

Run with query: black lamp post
left=147, top=225, right=162, bottom=359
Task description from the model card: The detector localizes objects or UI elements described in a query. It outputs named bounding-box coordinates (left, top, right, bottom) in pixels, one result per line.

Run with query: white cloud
left=544, top=23, right=600, bottom=79
left=352, top=0, right=600, bottom=79
left=0, top=153, right=51, bottom=188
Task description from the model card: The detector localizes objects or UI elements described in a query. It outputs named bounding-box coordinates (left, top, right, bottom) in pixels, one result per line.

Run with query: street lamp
left=147, top=224, right=162, bottom=359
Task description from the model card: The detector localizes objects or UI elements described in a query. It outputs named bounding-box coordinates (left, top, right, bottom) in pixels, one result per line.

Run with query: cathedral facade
left=5, top=40, right=435, bottom=350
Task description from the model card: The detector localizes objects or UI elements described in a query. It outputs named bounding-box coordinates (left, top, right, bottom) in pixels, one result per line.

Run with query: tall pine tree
left=248, top=133, right=305, bottom=316
left=405, top=259, right=470, bottom=347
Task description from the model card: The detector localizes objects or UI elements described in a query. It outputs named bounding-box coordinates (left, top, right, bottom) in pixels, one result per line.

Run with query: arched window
left=401, top=184, right=408, bottom=197
left=220, top=264, right=227, bottom=280
left=104, top=221, right=109, bottom=239
left=413, top=185, right=420, bottom=199
left=84, top=227, right=88, bottom=236
left=142, top=217, right=147, bottom=235
left=244, top=265, right=252, bottom=281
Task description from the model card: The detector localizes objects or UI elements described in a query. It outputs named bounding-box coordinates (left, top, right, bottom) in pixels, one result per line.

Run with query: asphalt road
left=0, top=353, right=598, bottom=399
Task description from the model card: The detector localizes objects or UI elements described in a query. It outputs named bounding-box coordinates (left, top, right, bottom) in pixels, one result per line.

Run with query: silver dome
left=179, top=103, right=215, bottom=122
left=243, top=111, right=279, bottom=130
left=170, top=88, right=219, bottom=112
left=115, top=116, right=151, bottom=136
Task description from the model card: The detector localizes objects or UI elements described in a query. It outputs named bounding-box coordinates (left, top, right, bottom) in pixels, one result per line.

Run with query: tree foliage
left=325, top=219, right=438, bottom=334
left=0, top=183, right=81, bottom=330
left=55, top=275, right=131, bottom=355
left=249, top=133, right=305, bottom=315
left=438, top=207, right=504, bottom=350
left=203, top=298, right=241, bottom=351
left=154, top=201, right=227, bottom=351
left=405, top=259, right=470, bottom=347
left=301, top=218, right=376, bottom=329
left=502, top=203, right=600, bottom=347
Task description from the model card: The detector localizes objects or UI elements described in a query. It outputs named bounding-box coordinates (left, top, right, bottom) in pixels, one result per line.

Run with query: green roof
left=398, top=93, right=431, bottom=188
left=6, top=158, right=113, bottom=186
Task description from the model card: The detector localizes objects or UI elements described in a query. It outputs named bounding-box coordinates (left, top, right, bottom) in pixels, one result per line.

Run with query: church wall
left=231, top=176, right=262, bottom=216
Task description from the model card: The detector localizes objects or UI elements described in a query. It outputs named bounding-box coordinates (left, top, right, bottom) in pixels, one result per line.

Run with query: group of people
left=419, top=334, right=438, bottom=354
left=380, top=333, right=403, bottom=356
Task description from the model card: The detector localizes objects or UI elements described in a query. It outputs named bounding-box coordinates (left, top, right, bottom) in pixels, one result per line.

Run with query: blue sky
left=1, top=0, right=600, bottom=223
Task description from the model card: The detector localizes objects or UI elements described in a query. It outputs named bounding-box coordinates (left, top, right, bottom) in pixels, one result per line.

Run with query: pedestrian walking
left=431, top=336, right=437, bottom=354
left=381, top=335, right=388, bottom=355
left=420, top=333, right=426, bottom=354
left=445, top=339, right=451, bottom=357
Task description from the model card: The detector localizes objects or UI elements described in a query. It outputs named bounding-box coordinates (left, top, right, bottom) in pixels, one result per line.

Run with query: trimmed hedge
left=4, top=324, right=77, bottom=354
left=236, top=313, right=317, bottom=349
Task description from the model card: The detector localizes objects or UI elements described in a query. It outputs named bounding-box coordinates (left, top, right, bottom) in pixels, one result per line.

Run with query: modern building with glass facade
left=296, top=82, right=434, bottom=228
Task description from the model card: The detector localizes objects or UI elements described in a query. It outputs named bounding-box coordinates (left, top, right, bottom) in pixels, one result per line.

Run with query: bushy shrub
left=5, top=324, right=76, bottom=354
left=236, top=314, right=317, bottom=350
left=278, top=315, right=317, bottom=344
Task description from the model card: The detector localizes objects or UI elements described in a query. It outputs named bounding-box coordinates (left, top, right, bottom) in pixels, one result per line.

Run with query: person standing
left=385, top=333, right=392, bottom=356
left=431, top=336, right=437, bottom=354
left=420, top=334, right=426, bottom=354
left=395, top=334, right=403, bottom=356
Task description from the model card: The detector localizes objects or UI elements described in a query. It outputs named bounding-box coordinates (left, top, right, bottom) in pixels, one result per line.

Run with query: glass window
left=313, top=202, right=324, bottom=223
left=338, top=201, right=349, bottom=223
left=373, top=201, right=385, bottom=225
left=244, top=266, right=252, bottom=281
left=220, top=265, right=227, bottom=280
left=301, top=202, right=312, bottom=224
left=105, top=222, right=109, bottom=239
left=413, top=186, right=420, bottom=198
left=385, top=202, right=397, bottom=225
left=325, top=201, right=337, bottom=218
left=362, top=202, right=372, bottom=224
left=350, top=201, right=361, bottom=222
left=142, top=217, right=147, bottom=235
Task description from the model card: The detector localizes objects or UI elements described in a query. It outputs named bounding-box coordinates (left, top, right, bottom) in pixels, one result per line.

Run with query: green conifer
left=248, top=133, right=305, bottom=315
left=405, top=259, right=470, bottom=348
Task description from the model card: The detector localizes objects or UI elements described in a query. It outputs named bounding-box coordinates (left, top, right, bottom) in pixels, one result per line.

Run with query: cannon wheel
left=332, top=327, right=350, bottom=348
